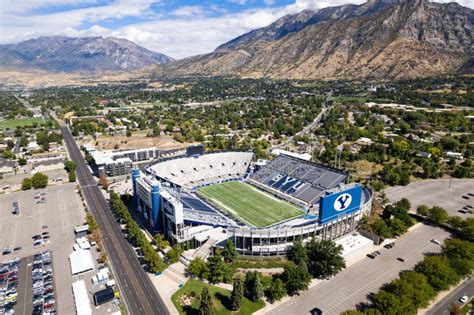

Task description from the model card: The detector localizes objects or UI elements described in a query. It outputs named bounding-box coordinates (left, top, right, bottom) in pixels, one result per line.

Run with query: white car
left=460, top=295, right=469, bottom=303
left=431, top=239, right=441, bottom=245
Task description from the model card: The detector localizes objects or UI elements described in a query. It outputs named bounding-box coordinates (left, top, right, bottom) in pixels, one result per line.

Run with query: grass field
left=0, top=117, right=44, bottom=129
left=197, top=181, right=302, bottom=228
left=171, top=279, right=264, bottom=315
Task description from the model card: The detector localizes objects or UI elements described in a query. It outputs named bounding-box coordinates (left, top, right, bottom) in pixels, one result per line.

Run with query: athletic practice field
left=196, top=181, right=302, bottom=228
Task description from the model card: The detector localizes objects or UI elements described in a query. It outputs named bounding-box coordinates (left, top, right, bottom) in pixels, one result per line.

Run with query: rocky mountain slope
left=162, top=0, right=473, bottom=80
left=0, top=36, right=173, bottom=72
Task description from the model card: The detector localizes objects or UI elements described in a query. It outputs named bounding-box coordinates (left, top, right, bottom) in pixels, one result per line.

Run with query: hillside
left=0, top=36, right=173, bottom=73
left=161, top=0, right=473, bottom=80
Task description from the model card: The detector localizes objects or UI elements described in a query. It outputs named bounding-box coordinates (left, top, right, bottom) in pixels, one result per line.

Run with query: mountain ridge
left=0, top=36, right=173, bottom=73
left=160, top=0, right=473, bottom=80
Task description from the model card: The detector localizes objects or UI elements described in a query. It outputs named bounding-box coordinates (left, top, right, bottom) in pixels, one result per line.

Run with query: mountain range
left=162, top=0, right=473, bottom=80
left=0, top=36, right=173, bottom=72
left=0, top=0, right=472, bottom=80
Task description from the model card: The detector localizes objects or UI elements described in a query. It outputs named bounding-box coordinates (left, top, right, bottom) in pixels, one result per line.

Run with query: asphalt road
left=427, top=279, right=474, bottom=315
left=60, top=126, right=168, bottom=315
left=271, top=224, right=450, bottom=315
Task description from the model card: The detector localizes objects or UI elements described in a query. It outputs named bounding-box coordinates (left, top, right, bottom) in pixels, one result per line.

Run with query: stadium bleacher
left=148, top=151, right=253, bottom=189
left=247, top=155, right=348, bottom=205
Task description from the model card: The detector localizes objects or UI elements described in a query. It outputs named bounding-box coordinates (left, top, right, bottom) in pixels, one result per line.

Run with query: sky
left=1, top=0, right=473, bottom=59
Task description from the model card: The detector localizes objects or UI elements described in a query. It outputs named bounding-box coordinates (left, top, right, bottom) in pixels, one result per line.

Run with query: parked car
left=431, top=239, right=441, bottom=245
left=460, top=296, right=469, bottom=303
left=397, top=257, right=405, bottom=262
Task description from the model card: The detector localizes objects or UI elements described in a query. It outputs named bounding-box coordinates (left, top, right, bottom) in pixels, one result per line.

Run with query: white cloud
left=172, top=5, right=206, bottom=17
left=1, top=0, right=472, bottom=60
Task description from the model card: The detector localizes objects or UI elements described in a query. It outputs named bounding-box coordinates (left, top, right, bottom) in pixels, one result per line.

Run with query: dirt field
left=81, top=134, right=186, bottom=151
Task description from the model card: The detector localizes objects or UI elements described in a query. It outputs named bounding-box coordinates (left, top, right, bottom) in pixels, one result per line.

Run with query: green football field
left=196, top=181, right=302, bottom=228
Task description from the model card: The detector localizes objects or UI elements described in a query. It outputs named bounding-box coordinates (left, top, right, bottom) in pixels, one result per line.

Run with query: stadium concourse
left=132, top=150, right=373, bottom=256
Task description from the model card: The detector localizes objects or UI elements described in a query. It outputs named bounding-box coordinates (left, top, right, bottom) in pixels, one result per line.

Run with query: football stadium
left=132, top=147, right=373, bottom=256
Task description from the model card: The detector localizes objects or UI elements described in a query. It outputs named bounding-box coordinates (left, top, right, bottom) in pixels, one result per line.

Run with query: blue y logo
left=333, top=193, right=352, bottom=211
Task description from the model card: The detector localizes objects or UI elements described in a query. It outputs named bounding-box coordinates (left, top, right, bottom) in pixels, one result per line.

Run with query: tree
left=208, top=254, right=225, bottom=283
left=385, top=271, right=435, bottom=309
left=244, top=271, right=264, bottom=302
left=415, top=256, right=459, bottom=291
left=305, top=239, right=345, bottom=279
left=389, top=218, right=407, bottom=236
left=282, top=261, right=311, bottom=293
left=428, top=206, right=449, bottom=225
left=21, top=177, right=32, bottom=190
left=188, top=257, right=209, bottom=279
left=416, top=205, right=429, bottom=216
left=64, top=159, right=76, bottom=173
left=266, top=278, right=287, bottom=302
left=450, top=303, right=461, bottom=315
left=230, top=278, right=243, bottom=311
left=199, top=287, right=213, bottom=315
left=68, top=170, right=77, bottom=182
left=447, top=216, right=464, bottom=230
left=99, top=174, right=110, bottom=189
left=19, top=136, right=28, bottom=147
left=441, top=239, right=474, bottom=277
left=289, top=240, right=307, bottom=265
left=460, top=218, right=474, bottom=242
left=154, top=233, right=170, bottom=251
left=31, top=172, right=48, bottom=189
left=2, top=150, right=14, bottom=159
left=371, top=291, right=417, bottom=315
left=222, top=239, right=237, bottom=262
left=166, top=246, right=183, bottom=264
left=371, top=218, right=392, bottom=238
left=18, top=158, right=27, bottom=166
left=86, top=213, right=99, bottom=232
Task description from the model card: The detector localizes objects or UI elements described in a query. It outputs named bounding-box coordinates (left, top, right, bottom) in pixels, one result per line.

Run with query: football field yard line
left=197, top=181, right=302, bottom=228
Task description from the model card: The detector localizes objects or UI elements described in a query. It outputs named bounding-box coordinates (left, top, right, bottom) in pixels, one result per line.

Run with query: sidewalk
left=148, top=261, right=188, bottom=315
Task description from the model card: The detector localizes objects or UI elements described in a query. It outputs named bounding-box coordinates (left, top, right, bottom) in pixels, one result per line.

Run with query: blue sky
left=1, top=0, right=472, bottom=59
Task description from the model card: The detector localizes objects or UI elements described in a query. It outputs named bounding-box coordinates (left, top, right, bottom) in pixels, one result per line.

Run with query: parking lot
left=0, top=183, right=85, bottom=314
left=271, top=224, right=451, bottom=315
left=385, top=178, right=474, bottom=217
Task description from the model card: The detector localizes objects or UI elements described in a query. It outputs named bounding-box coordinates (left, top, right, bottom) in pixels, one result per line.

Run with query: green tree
left=415, top=256, right=459, bottom=291
left=441, top=239, right=474, bottom=277
left=19, top=136, right=28, bottom=147
left=188, top=257, right=209, bottom=279
left=428, top=206, right=449, bottom=225
left=154, top=233, right=170, bottom=251
left=306, top=239, right=345, bottom=279
left=208, top=254, right=225, bottom=283
left=68, top=170, right=77, bottom=182
left=386, top=271, right=435, bottom=309
left=416, top=205, right=429, bottom=216
left=64, top=159, right=76, bottom=173
left=21, top=177, right=32, bottom=190
left=371, top=218, right=392, bottom=238
left=230, top=278, right=244, bottom=311
left=222, top=239, right=237, bottom=262
left=244, top=271, right=264, bottom=302
left=282, top=261, right=311, bottom=293
left=371, top=291, right=416, bottom=315
left=199, top=287, right=213, bottom=315
left=31, top=172, right=48, bottom=189
left=266, top=278, right=287, bottom=302
left=289, top=240, right=307, bottom=265
left=447, top=216, right=464, bottom=230
left=460, top=218, right=474, bottom=242
left=389, top=218, right=407, bottom=236
left=86, top=213, right=99, bottom=231
left=2, top=150, right=14, bottom=159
